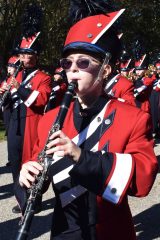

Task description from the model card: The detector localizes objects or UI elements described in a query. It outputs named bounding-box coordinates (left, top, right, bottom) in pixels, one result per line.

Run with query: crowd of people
left=0, top=1, right=160, bottom=240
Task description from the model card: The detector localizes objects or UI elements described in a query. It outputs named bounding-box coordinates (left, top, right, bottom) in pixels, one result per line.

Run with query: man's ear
left=103, top=64, right=112, bottom=79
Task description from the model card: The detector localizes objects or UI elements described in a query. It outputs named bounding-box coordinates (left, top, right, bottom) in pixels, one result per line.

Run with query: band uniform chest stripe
left=82, top=110, right=115, bottom=151
left=51, top=101, right=109, bottom=185
left=73, top=101, right=110, bottom=146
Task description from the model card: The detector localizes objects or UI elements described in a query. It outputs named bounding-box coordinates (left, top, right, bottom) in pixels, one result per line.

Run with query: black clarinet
left=0, top=61, right=23, bottom=108
left=15, top=81, right=77, bottom=240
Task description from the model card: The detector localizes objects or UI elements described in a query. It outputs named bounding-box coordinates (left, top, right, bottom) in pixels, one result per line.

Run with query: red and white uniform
left=7, top=68, right=51, bottom=182
left=105, top=74, right=136, bottom=106
left=134, top=75, right=156, bottom=113
left=29, top=96, right=158, bottom=240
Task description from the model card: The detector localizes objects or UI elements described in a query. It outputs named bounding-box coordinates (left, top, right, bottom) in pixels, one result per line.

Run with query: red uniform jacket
left=8, top=69, right=52, bottom=164
left=30, top=97, right=158, bottom=240
left=105, top=74, right=136, bottom=106
left=134, top=75, right=156, bottom=113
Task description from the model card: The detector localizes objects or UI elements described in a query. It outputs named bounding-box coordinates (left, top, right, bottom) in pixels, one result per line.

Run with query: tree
left=114, top=0, right=160, bottom=60
left=0, top=0, right=70, bottom=67
left=0, top=0, right=159, bottom=67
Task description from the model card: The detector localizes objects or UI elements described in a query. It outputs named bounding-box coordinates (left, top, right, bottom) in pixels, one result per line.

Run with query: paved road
left=0, top=141, right=54, bottom=240
left=0, top=140, right=160, bottom=240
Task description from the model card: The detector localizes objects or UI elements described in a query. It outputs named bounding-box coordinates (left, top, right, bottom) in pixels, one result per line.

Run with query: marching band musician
left=45, top=67, right=68, bottom=113
left=0, top=56, right=20, bottom=132
left=153, top=60, right=160, bottom=91
left=150, top=59, right=160, bottom=138
left=17, top=2, right=158, bottom=240
left=119, top=50, right=132, bottom=78
left=104, top=50, right=135, bottom=106
left=0, top=56, right=20, bottom=167
left=3, top=4, right=52, bottom=214
left=133, top=54, right=156, bottom=113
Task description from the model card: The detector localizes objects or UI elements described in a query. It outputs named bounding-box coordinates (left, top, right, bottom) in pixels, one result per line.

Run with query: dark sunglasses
left=60, top=57, right=101, bottom=70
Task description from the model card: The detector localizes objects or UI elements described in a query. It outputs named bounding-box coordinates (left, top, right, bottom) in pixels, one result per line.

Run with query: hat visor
left=135, top=66, right=147, bottom=70
left=18, top=48, right=37, bottom=54
left=63, top=42, right=107, bottom=59
left=7, top=63, right=17, bottom=67
left=121, top=68, right=129, bottom=71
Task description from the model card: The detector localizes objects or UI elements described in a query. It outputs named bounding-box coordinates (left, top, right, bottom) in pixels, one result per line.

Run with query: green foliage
left=0, top=0, right=159, bottom=67
left=0, top=0, right=70, bottom=66
left=114, top=0, right=160, bottom=58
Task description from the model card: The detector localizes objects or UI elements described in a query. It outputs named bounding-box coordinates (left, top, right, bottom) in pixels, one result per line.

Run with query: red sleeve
left=143, top=76, right=155, bottom=86
left=125, top=111, right=158, bottom=196
left=101, top=111, right=157, bottom=205
left=16, top=71, right=52, bottom=108
left=23, top=74, right=52, bottom=107
left=113, top=76, right=136, bottom=106
left=70, top=110, right=158, bottom=205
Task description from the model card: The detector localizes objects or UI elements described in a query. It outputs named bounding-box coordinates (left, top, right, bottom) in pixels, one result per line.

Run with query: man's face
left=7, top=66, right=16, bottom=76
left=19, top=53, right=37, bottom=68
left=121, top=70, right=128, bottom=77
left=54, top=74, right=62, bottom=81
left=156, top=68, right=160, bottom=75
left=136, top=69, right=145, bottom=77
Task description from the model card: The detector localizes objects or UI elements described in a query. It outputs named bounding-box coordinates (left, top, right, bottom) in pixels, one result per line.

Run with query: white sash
left=12, top=70, right=38, bottom=109
left=51, top=100, right=111, bottom=207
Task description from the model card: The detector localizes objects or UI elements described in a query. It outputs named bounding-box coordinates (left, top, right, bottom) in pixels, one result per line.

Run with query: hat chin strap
left=91, top=53, right=110, bottom=90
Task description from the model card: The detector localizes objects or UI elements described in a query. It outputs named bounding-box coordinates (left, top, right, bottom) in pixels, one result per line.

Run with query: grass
left=0, top=118, right=6, bottom=142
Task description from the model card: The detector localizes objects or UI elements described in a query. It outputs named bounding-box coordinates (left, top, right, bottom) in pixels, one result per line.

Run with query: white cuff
left=24, top=90, right=39, bottom=107
left=102, top=153, right=134, bottom=204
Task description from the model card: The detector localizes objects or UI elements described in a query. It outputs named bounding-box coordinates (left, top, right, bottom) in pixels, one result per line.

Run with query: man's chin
left=24, top=64, right=35, bottom=68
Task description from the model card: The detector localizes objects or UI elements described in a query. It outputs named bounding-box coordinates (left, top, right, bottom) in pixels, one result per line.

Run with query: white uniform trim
left=102, top=153, right=133, bottom=204
left=105, top=74, right=120, bottom=90
left=53, top=140, right=100, bottom=186
left=22, top=70, right=38, bottom=85
left=53, top=165, right=74, bottom=184
left=24, top=90, right=39, bottom=107
left=52, top=101, right=110, bottom=164
left=53, top=85, right=60, bottom=91
left=52, top=101, right=111, bottom=206
left=92, top=9, right=125, bottom=44
left=117, top=98, right=125, bottom=102
left=11, top=87, right=17, bottom=94
left=59, top=141, right=100, bottom=207
left=72, top=101, right=110, bottom=146
left=134, top=85, right=146, bottom=97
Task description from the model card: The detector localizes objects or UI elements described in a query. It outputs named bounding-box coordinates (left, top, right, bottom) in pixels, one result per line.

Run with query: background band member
left=0, top=56, right=20, bottom=167
left=150, top=59, right=160, bottom=138
left=45, top=67, right=68, bottom=112
left=133, top=53, right=155, bottom=113
left=4, top=5, right=52, bottom=214
left=105, top=50, right=135, bottom=106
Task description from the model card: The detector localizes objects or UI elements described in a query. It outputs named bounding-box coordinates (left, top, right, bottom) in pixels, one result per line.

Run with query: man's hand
left=10, top=77, right=20, bottom=89
left=0, top=82, right=9, bottom=94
